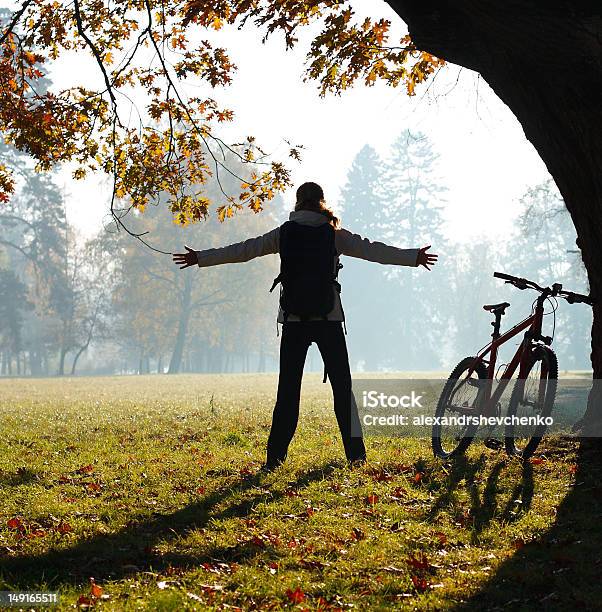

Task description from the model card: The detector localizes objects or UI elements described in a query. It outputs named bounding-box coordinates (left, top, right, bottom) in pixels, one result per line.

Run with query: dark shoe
left=260, top=459, right=283, bottom=473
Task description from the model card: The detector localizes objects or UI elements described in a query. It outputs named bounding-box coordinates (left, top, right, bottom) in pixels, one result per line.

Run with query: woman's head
left=295, top=181, right=339, bottom=227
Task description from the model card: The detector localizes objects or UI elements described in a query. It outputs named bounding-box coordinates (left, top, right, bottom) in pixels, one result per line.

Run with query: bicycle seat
left=483, top=302, right=510, bottom=315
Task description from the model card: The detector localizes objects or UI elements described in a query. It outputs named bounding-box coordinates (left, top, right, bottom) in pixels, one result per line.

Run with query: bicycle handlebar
left=493, top=271, right=594, bottom=306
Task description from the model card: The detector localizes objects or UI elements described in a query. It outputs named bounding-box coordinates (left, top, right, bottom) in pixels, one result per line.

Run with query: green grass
left=0, top=374, right=600, bottom=611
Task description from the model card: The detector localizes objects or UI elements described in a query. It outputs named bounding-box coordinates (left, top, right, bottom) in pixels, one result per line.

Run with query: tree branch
left=0, top=0, right=33, bottom=46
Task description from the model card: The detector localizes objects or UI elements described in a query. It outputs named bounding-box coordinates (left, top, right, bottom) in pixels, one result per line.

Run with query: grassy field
left=1, top=374, right=601, bottom=611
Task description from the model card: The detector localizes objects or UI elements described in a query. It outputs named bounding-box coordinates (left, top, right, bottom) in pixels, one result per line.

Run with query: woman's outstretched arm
left=173, top=227, right=279, bottom=269
left=336, top=229, right=437, bottom=269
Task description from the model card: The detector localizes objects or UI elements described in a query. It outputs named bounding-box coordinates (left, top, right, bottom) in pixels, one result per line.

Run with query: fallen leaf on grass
left=530, top=457, right=545, bottom=465
left=90, top=580, right=103, bottom=598
left=77, top=464, right=94, bottom=474
left=7, top=518, right=23, bottom=530
left=57, top=522, right=73, bottom=535
left=390, top=487, right=406, bottom=500
left=406, top=553, right=432, bottom=572
left=411, top=575, right=429, bottom=592
left=286, top=587, right=305, bottom=604
left=434, top=531, right=447, bottom=545
left=351, top=527, right=365, bottom=541
left=365, top=494, right=379, bottom=505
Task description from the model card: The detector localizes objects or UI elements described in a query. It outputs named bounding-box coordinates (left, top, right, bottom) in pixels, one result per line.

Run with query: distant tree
left=0, top=268, right=32, bottom=375
left=380, top=130, right=448, bottom=369
left=508, top=180, right=591, bottom=369
left=340, top=145, right=390, bottom=370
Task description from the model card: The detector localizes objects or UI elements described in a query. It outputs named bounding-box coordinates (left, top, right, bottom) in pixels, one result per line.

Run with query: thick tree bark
left=387, top=0, right=602, bottom=425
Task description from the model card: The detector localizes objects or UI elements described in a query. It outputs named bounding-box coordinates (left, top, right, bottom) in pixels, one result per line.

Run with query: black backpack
left=269, top=221, right=341, bottom=321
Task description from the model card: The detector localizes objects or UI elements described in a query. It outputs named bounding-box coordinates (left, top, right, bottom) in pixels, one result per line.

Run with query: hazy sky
left=44, top=0, right=552, bottom=245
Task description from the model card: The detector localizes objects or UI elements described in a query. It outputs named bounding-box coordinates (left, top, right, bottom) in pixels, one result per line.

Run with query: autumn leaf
left=90, top=579, right=103, bottom=598
left=351, top=527, right=365, bottom=541
left=286, top=587, right=306, bottom=604
left=406, top=553, right=432, bottom=572
left=77, top=464, right=94, bottom=474
left=7, top=517, right=23, bottom=530
left=411, top=574, right=429, bottom=592
left=530, top=457, right=545, bottom=465
left=365, top=494, right=379, bottom=505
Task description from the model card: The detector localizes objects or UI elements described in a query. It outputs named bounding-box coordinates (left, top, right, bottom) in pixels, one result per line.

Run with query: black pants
left=266, top=321, right=366, bottom=466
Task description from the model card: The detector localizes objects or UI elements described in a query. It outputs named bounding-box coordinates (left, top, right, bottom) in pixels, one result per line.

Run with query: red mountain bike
left=432, top=272, right=593, bottom=460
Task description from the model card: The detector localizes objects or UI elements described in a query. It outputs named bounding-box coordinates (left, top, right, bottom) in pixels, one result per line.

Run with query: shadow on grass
left=457, top=441, right=602, bottom=610
left=0, top=461, right=341, bottom=589
left=0, top=468, right=39, bottom=487
left=427, top=452, right=535, bottom=536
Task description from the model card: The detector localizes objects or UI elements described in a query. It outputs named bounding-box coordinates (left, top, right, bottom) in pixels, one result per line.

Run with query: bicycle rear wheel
left=432, top=357, right=487, bottom=459
left=504, top=345, right=558, bottom=459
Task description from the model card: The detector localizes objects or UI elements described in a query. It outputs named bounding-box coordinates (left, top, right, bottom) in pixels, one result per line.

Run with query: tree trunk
left=387, top=0, right=602, bottom=425
left=258, top=345, right=266, bottom=372
left=58, top=347, right=67, bottom=376
left=70, top=342, right=89, bottom=375
left=168, top=274, right=192, bottom=374
left=29, top=350, right=42, bottom=377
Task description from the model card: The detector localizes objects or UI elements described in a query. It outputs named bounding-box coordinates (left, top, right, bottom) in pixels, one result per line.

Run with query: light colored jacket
left=195, top=210, right=420, bottom=322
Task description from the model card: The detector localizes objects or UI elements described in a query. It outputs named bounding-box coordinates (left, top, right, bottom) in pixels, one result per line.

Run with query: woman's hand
left=417, top=245, right=438, bottom=270
left=172, top=245, right=197, bottom=269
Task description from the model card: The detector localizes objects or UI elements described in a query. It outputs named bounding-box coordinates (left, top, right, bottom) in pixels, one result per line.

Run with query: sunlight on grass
left=0, top=374, right=594, bottom=610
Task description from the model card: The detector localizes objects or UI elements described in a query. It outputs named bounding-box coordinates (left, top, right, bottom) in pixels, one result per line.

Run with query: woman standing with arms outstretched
left=173, top=182, right=437, bottom=470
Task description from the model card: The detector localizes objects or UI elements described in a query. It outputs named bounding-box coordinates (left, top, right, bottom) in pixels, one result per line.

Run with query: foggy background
left=0, top=2, right=592, bottom=377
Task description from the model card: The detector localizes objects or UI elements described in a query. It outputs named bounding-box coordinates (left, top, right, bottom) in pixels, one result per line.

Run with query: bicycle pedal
left=484, top=438, right=503, bottom=451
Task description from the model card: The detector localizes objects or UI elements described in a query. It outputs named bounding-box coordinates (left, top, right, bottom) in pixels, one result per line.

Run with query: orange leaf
left=530, top=457, right=544, bottom=465
left=90, top=581, right=103, bottom=598
left=7, top=517, right=23, bottom=530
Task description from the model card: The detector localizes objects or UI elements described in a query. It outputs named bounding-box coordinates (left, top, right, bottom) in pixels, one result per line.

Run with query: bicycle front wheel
left=505, top=345, right=558, bottom=459
left=432, top=357, right=488, bottom=459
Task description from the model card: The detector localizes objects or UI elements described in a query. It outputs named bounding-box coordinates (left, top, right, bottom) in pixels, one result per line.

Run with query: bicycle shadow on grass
left=457, top=441, right=602, bottom=611
left=426, top=449, right=534, bottom=538
left=0, top=461, right=341, bottom=589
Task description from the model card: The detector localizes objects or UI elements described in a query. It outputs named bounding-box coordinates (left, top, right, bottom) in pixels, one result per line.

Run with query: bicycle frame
left=464, top=294, right=548, bottom=417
